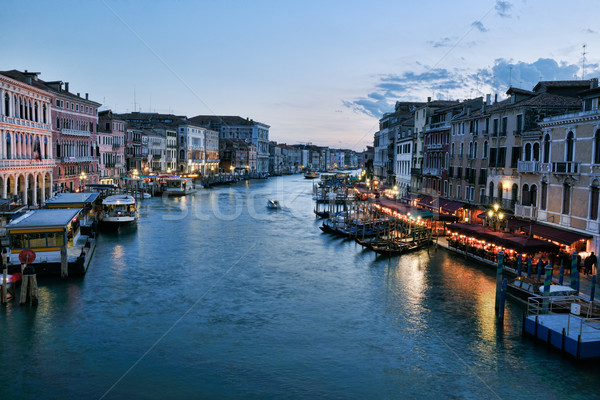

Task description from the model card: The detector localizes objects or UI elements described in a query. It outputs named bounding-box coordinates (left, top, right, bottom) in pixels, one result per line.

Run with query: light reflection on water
left=0, top=175, right=599, bottom=399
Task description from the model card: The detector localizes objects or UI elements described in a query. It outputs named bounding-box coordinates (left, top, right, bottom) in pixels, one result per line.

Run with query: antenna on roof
left=582, top=44, right=587, bottom=80
left=509, top=66, right=512, bottom=87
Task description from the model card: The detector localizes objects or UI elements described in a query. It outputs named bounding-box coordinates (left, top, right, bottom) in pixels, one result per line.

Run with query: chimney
left=77, top=93, right=80, bottom=97
left=85, top=93, right=89, bottom=100
left=591, top=78, right=599, bottom=89
left=466, top=108, right=471, bottom=117
left=427, top=96, right=431, bottom=102
left=486, top=94, right=491, bottom=105
left=494, top=93, right=498, bottom=103
left=65, top=82, right=69, bottom=92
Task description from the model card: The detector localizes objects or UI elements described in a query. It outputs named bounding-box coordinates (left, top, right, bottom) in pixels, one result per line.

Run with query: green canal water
left=1, top=175, right=598, bottom=399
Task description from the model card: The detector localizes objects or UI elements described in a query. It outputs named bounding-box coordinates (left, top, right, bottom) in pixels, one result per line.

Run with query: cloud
left=495, top=1, right=512, bottom=18
left=343, top=58, right=600, bottom=119
left=427, top=37, right=454, bottom=48
left=471, top=21, right=488, bottom=32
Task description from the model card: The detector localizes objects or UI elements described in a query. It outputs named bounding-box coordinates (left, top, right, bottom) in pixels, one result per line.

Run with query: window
left=497, top=147, right=506, bottom=167
left=562, top=184, right=571, bottom=215
left=483, top=141, right=488, bottom=158
left=489, top=148, right=497, bottom=167
left=516, top=114, right=523, bottom=133
left=510, top=147, right=521, bottom=168
left=493, top=119, right=499, bottom=134
left=543, top=134, right=551, bottom=163
left=457, top=185, right=461, bottom=198
left=501, top=117, right=508, bottom=135
left=566, top=131, right=574, bottom=162
left=594, top=130, right=600, bottom=164
left=533, top=143, right=540, bottom=161
left=591, top=182, right=599, bottom=220
left=524, top=143, right=532, bottom=161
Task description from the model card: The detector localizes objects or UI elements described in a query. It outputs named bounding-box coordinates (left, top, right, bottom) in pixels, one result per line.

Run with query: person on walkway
left=588, top=252, right=597, bottom=276
left=584, top=255, right=593, bottom=275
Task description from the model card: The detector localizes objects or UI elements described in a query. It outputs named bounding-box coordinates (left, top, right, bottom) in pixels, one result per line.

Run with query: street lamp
left=392, top=185, right=399, bottom=203
left=79, top=171, right=87, bottom=192
left=487, top=203, right=504, bottom=231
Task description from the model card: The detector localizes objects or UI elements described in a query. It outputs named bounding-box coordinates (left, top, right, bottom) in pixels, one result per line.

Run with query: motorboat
left=267, top=200, right=281, bottom=210
left=164, top=178, right=196, bottom=195
left=100, top=194, right=137, bottom=225
left=304, top=171, right=319, bottom=179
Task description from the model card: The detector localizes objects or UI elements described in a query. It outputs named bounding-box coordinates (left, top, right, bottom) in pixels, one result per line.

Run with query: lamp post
left=79, top=171, right=87, bottom=192
left=392, top=185, right=399, bottom=204
left=486, top=203, right=504, bottom=231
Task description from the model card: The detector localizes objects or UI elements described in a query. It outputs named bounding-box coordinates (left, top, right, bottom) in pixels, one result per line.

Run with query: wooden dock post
left=559, top=260, right=564, bottom=285
left=61, top=229, right=68, bottom=279
left=498, top=278, right=507, bottom=322
left=571, top=252, right=578, bottom=290
left=1, top=248, right=7, bottom=304
left=527, top=255, right=532, bottom=277
left=20, top=264, right=38, bottom=306
left=495, top=251, right=504, bottom=311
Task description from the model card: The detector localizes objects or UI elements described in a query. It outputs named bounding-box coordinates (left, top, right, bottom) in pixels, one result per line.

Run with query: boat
left=100, top=195, right=137, bottom=226
left=371, top=238, right=432, bottom=256
left=164, top=178, right=196, bottom=195
left=267, top=200, right=281, bottom=210
left=304, top=171, right=319, bottom=179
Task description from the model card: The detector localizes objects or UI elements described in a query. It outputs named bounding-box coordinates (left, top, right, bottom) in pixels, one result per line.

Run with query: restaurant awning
left=447, top=223, right=560, bottom=253
left=417, top=196, right=434, bottom=208
left=440, top=200, right=465, bottom=213
left=524, top=223, right=592, bottom=246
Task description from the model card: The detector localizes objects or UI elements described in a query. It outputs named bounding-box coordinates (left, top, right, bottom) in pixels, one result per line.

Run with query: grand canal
left=1, top=174, right=598, bottom=399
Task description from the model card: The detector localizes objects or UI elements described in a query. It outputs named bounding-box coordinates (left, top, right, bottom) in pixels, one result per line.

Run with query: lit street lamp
left=79, top=171, right=87, bottom=192
left=487, top=203, right=504, bottom=231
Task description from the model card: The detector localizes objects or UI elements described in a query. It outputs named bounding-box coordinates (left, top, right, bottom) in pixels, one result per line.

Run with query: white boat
left=267, top=200, right=280, bottom=209
left=164, top=178, right=196, bottom=196
left=100, top=195, right=137, bottom=225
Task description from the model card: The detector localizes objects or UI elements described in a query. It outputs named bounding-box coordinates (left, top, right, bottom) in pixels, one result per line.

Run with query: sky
left=2, top=0, right=599, bottom=151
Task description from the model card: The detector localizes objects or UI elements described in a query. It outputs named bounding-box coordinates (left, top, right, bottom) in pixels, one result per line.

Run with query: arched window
left=42, top=104, right=47, bottom=124
left=497, top=182, right=503, bottom=200
left=6, top=133, right=11, bottom=159
left=44, top=137, right=48, bottom=159
left=460, top=143, right=464, bottom=157
left=591, top=180, right=599, bottom=220
left=451, top=143, right=455, bottom=157
left=533, top=143, right=540, bottom=161
left=445, top=152, right=449, bottom=169
left=522, top=184, right=530, bottom=206
left=483, top=141, right=488, bottom=158
left=541, top=181, right=548, bottom=210
left=594, top=130, right=600, bottom=164
left=4, top=93, right=9, bottom=116
left=530, top=184, right=537, bottom=207
left=511, top=183, right=518, bottom=206
left=468, top=142, right=473, bottom=158
left=489, top=181, right=494, bottom=198
left=543, top=134, right=551, bottom=163
left=473, top=142, right=478, bottom=159
left=566, top=131, right=574, bottom=162
left=525, top=143, right=532, bottom=161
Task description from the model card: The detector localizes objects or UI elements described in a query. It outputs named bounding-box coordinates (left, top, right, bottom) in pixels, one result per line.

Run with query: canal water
left=1, top=175, right=598, bottom=399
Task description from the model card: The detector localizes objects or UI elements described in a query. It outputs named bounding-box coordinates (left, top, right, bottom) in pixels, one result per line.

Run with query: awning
left=417, top=196, right=434, bottom=208
left=440, top=200, right=465, bottom=213
left=524, top=223, right=592, bottom=246
left=506, top=218, right=533, bottom=230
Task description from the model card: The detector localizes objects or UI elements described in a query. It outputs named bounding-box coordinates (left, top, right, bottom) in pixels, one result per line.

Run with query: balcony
left=61, top=156, right=95, bottom=163
left=426, top=143, right=443, bottom=150
left=517, top=160, right=540, bottom=174
left=410, top=168, right=422, bottom=176
left=425, top=121, right=450, bottom=131
left=499, top=129, right=507, bottom=137
left=480, top=195, right=516, bottom=210
left=515, top=204, right=537, bottom=219
left=0, top=158, right=55, bottom=168
left=0, top=115, right=52, bottom=131
left=112, top=143, right=121, bottom=149
left=481, top=130, right=489, bottom=136
left=423, top=167, right=442, bottom=176
left=551, top=161, right=580, bottom=175
left=61, top=128, right=90, bottom=137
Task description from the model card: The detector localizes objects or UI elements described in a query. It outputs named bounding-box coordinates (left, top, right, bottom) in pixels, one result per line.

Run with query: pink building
left=0, top=70, right=54, bottom=206
left=43, top=81, right=101, bottom=193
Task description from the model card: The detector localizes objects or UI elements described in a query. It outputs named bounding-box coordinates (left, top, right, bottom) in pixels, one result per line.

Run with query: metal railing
left=0, top=159, right=55, bottom=167
left=0, top=115, right=52, bottom=130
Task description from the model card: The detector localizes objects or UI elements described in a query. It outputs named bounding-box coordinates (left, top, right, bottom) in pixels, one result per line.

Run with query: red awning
left=440, top=200, right=465, bottom=213
left=525, top=223, right=592, bottom=245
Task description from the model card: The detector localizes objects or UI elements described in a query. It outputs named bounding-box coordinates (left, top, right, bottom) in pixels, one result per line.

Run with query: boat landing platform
left=523, top=313, right=600, bottom=359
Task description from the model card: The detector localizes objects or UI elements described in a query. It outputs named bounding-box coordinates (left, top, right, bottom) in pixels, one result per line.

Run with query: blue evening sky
left=2, top=0, right=599, bottom=150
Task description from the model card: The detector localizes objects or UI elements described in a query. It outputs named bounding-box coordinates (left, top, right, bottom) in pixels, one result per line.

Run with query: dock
left=523, top=312, right=600, bottom=359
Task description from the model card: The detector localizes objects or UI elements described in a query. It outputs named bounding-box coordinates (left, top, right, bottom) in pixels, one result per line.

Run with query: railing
left=423, top=167, right=442, bottom=176
left=517, top=160, right=540, bottom=173
left=499, top=129, right=507, bottom=137
left=61, top=156, right=95, bottom=163
left=0, top=159, right=55, bottom=167
left=481, top=130, right=489, bottom=136
left=410, top=168, right=422, bottom=176
left=426, top=143, right=443, bottom=149
left=552, top=161, right=580, bottom=174
left=0, top=115, right=52, bottom=130
left=513, top=129, right=522, bottom=136
left=480, top=195, right=516, bottom=210
left=61, top=128, right=90, bottom=137
left=112, top=143, right=121, bottom=149
left=104, top=162, right=115, bottom=168
left=515, top=204, right=537, bottom=219
left=425, top=121, right=450, bottom=131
